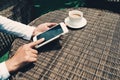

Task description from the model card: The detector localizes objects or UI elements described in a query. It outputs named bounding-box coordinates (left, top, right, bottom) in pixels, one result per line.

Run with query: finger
left=29, top=57, right=37, bottom=62
left=46, top=23, right=57, bottom=27
left=29, top=38, right=45, bottom=47
left=31, top=53, right=37, bottom=58
left=30, top=49, right=38, bottom=54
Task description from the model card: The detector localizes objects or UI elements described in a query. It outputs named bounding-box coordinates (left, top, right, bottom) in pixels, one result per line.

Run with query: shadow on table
left=36, top=38, right=62, bottom=53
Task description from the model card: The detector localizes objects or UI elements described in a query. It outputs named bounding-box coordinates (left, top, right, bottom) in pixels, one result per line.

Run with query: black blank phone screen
left=37, top=24, right=63, bottom=41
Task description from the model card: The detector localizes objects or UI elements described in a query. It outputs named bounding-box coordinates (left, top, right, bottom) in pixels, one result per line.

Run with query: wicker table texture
left=10, top=8, right=120, bottom=80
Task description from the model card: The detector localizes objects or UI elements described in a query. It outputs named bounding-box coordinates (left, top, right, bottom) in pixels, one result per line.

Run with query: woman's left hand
left=32, top=22, right=57, bottom=36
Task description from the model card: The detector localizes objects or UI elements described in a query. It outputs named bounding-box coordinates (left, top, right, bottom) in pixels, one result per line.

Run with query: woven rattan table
left=10, top=8, right=120, bottom=80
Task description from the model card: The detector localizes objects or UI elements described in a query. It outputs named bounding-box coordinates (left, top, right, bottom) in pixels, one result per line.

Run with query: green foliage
left=0, top=51, right=9, bottom=63
left=31, top=0, right=85, bottom=19
left=64, top=0, right=85, bottom=7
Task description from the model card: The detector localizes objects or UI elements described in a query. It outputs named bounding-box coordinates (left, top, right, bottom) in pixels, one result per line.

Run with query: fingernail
left=41, top=38, right=45, bottom=40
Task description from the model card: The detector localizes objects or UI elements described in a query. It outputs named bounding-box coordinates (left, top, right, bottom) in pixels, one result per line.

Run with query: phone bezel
left=33, top=22, right=68, bottom=48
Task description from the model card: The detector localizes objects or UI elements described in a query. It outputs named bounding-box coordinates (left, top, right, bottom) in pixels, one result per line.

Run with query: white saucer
left=64, top=17, right=87, bottom=29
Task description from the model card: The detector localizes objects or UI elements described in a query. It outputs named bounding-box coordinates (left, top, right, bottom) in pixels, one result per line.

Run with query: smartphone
left=33, top=22, right=69, bottom=48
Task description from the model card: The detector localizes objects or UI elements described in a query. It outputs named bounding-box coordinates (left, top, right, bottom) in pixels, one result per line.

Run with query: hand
left=5, top=38, right=44, bottom=72
left=32, top=22, right=57, bottom=36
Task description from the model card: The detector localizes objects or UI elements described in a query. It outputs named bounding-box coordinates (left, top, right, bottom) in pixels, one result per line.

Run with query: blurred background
left=0, top=0, right=120, bottom=24
left=31, top=0, right=85, bottom=19
left=31, top=0, right=120, bottom=20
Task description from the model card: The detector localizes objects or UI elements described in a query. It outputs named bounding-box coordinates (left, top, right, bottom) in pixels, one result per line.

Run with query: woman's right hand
left=5, top=38, right=44, bottom=72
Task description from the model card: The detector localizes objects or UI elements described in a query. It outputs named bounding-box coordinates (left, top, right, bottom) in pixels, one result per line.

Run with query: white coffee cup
left=68, top=10, right=83, bottom=26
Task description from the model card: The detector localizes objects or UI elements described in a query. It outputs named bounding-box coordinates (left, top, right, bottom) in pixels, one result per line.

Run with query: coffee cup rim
left=69, top=10, right=83, bottom=18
